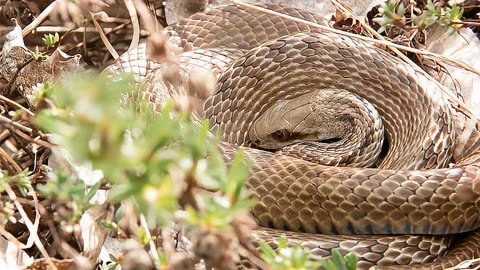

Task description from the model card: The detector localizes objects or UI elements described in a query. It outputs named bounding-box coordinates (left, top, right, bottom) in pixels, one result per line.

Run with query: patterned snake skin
left=107, top=3, right=480, bottom=269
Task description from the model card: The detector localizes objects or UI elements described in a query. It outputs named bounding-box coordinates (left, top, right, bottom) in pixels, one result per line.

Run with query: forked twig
left=0, top=115, right=33, bottom=133
left=90, top=12, right=119, bottom=59
left=3, top=183, right=55, bottom=269
left=0, top=95, right=34, bottom=117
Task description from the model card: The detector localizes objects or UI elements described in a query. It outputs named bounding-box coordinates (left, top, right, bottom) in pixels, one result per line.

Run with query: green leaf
left=224, top=150, right=250, bottom=204
left=373, top=0, right=406, bottom=32
left=42, top=33, right=60, bottom=47
left=425, top=0, right=440, bottom=16
left=259, top=235, right=323, bottom=270
left=320, top=249, right=358, bottom=270
left=258, top=239, right=278, bottom=262
left=345, top=252, right=358, bottom=270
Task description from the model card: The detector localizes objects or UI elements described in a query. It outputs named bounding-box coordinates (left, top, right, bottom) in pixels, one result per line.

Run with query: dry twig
left=124, top=0, right=140, bottom=50
left=22, top=1, right=58, bottom=37
left=90, top=11, right=119, bottom=59
left=0, top=95, right=34, bottom=117
left=140, top=214, right=161, bottom=269
left=3, top=183, right=54, bottom=269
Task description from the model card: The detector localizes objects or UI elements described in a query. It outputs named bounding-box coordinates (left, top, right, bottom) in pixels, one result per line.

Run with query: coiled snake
left=108, top=3, right=480, bottom=269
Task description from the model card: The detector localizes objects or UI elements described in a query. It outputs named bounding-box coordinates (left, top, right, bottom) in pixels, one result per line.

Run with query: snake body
left=109, top=3, right=480, bottom=269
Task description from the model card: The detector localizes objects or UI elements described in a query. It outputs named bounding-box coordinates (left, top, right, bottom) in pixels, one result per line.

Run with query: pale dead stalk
left=0, top=147, right=22, bottom=172
left=35, top=26, right=133, bottom=33
left=140, top=214, right=161, bottom=269
left=0, top=130, right=9, bottom=142
left=0, top=115, right=33, bottom=133
left=3, top=183, right=56, bottom=269
left=89, top=11, right=119, bottom=59
left=22, top=1, right=58, bottom=37
left=0, top=226, right=28, bottom=247
left=0, top=95, right=34, bottom=117
left=132, top=0, right=163, bottom=33
left=444, top=258, right=480, bottom=270
left=124, top=0, right=140, bottom=51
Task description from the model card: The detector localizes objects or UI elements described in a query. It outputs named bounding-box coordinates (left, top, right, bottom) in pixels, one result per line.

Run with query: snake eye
left=271, top=129, right=291, bottom=142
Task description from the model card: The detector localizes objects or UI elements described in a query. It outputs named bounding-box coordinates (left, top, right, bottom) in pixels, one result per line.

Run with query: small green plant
left=374, top=0, right=464, bottom=33
left=0, top=200, right=16, bottom=225
left=30, top=82, right=55, bottom=105
left=259, top=236, right=321, bottom=270
left=321, top=249, right=358, bottom=270
left=259, top=236, right=358, bottom=270
left=0, top=170, right=32, bottom=226
left=411, top=0, right=440, bottom=30
left=373, top=0, right=406, bottom=33
left=30, top=46, right=46, bottom=61
left=42, top=33, right=60, bottom=47
left=443, top=4, right=464, bottom=32
left=37, top=171, right=99, bottom=221
left=0, top=169, right=32, bottom=196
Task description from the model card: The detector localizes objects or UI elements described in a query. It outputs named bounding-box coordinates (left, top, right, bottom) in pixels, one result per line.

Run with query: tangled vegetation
left=373, top=0, right=464, bottom=33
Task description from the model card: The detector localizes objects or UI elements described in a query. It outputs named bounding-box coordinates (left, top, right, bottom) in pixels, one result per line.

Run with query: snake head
left=248, top=89, right=384, bottom=167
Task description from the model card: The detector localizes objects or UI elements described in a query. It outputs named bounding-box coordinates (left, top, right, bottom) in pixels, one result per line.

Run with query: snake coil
left=108, top=3, right=480, bottom=269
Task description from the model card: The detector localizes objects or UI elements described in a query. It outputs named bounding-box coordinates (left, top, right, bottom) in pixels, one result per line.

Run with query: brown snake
left=108, top=3, right=480, bottom=269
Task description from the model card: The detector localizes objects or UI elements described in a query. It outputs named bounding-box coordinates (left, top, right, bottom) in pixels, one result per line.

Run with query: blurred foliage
left=37, top=171, right=100, bottom=221
left=0, top=170, right=30, bottom=225
left=0, top=169, right=31, bottom=196
left=34, top=72, right=252, bottom=228
left=321, top=249, right=358, bottom=270
left=259, top=236, right=358, bottom=270
left=259, top=236, right=321, bottom=270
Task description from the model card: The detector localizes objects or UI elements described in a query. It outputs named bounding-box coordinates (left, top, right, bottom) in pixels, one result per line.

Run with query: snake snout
left=247, top=89, right=385, bottom=168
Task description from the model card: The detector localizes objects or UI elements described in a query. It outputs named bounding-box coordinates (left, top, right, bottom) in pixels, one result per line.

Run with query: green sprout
left=31, top=46, right=46, bottom=61
left=30, top=82, right=55, bottom=104
left=259, top=236, right=321, bottom=270
left=0, top=169, right=32, bottom=196
left=373, top=0, right=406, bottom=33
left=259, top=236, right=358, bottom=270
left=412, top=0, right=440, bottom=30
left=443, top=4, right=464, bottom=32
left=375, top=0, right=464, bottom=33
left=321, top=249, right=358, bottom=270
left=42, top=32, right=60, bottom=47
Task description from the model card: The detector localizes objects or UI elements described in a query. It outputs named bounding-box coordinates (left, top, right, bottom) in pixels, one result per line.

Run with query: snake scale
left=108, top=3, right=480, bottom=269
